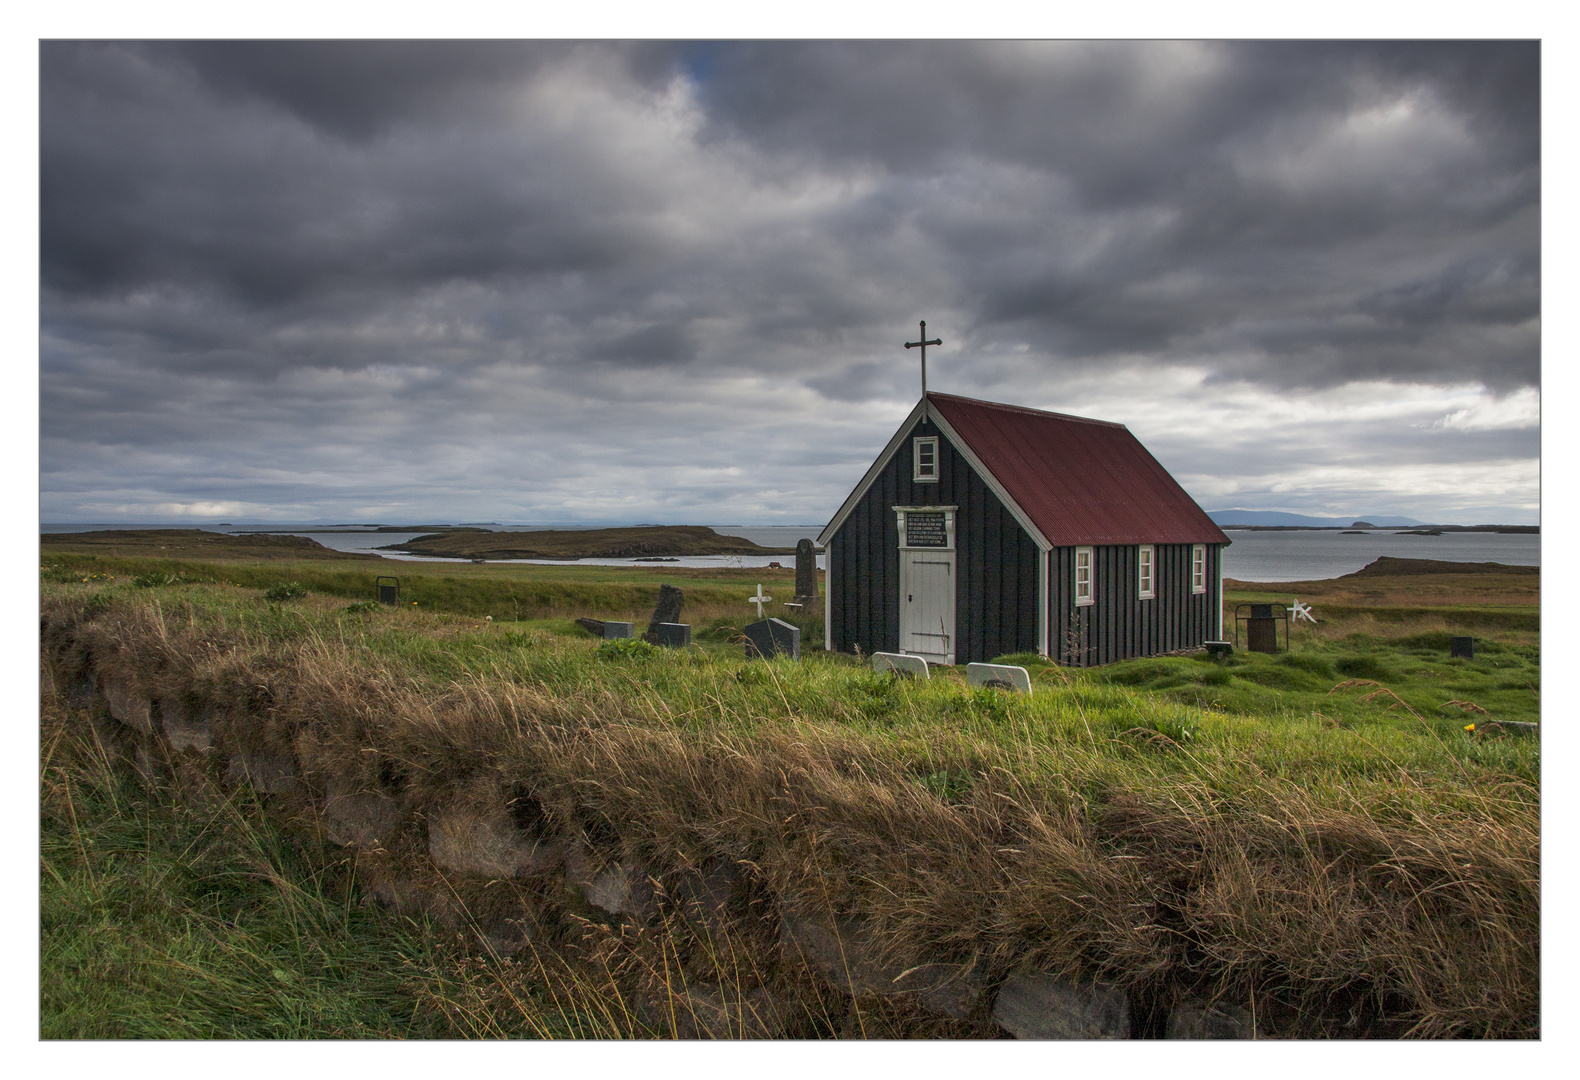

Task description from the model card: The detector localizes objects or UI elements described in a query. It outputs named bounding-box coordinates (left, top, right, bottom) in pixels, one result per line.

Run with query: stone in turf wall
left=639, top=984, right=786, bottom=1039
left=224, top=749, right=305, bottom=795
left=476, top=915, right=538, bottom=959
left=102, top=676, right=153, bottom=733
left=667, top=859, right=745, bottom=939
left=565, top=841, right=658, bottom=919
left=159, top=695, right=217, bottom=754
left=991, top=966, right=1131, bottom=1039
left=583, top=860, right=656, bottom=918
left=777, top=906, right=984, bottom=1020
left=427, top=806, right=563, bottom=879
left=65, top=671, right=97, bottom=710
left=1166, top=1002, right=1254, bottom=1039
left=323, top=783, right=402, bottom=851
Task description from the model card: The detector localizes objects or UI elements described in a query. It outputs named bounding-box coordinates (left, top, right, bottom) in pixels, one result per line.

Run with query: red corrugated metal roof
left=927, top=392, right=1230, bottom=547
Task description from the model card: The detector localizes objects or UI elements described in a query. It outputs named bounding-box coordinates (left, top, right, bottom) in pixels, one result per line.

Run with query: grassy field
left=38, top=543, right=1540, bottom=1039
left=40, top=532, right=821, bottom=640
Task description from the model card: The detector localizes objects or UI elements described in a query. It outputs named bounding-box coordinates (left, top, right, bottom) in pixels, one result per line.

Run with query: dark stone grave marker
left=744, top=618, right=799, bottom=660
left=643, top=584, right=688, bottom=644
left=649, top=584, right=684, bottom=628
left=602, top=621, right=634, bottom=640
left=1450, top=636, right=1474, bottom=659
left=651, top=622, right=691, bottom=648
left=793, top=539, right=819, bottom=606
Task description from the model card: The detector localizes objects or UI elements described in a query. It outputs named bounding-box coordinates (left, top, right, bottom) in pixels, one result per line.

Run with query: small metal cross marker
left=748, top=584, right=773, bottom=618
left=1291, top=599, right=1316, bottom=623
left=904, top=320, right=943, bottom=398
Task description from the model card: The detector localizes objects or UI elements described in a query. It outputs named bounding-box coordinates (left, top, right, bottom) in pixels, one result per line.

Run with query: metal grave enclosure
left=895, top=506, right=956, bottom=665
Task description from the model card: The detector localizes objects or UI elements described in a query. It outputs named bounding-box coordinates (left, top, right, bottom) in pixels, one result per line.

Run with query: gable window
left=912, top=437, right=939, bottom=482
left=1075, top=546, right=1094, bottom=606
left=1138, top=545, right=1154, bottom=599
left=1191, top=544, right=1206, bottom=594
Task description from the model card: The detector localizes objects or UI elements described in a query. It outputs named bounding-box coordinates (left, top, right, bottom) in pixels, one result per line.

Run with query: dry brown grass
left=1226, top=559, right=1539, bottom=610
left=42, top=589, right=1539, bottom=1038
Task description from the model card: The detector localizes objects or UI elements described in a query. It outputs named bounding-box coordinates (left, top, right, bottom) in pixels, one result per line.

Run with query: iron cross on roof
left=904, top=320, right=943, bottom=399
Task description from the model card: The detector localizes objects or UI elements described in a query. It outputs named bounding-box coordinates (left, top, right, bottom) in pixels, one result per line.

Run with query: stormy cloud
left=40, top=40, right=1540, bottom=524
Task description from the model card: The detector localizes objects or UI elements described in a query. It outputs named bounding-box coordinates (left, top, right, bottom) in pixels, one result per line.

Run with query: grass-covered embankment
left=41, top=696, right=711, bottom=1039
left=41, top=700, right=455, bottom=1038
left=40, top=569, right=1539, bottom=1039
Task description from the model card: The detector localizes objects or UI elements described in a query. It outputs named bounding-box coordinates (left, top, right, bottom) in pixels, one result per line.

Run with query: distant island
left=41, top=528, right=377, bottom=561
left=378, top=524, right=798, bottom=560
left=1207, top=509, right=1538, bottom=531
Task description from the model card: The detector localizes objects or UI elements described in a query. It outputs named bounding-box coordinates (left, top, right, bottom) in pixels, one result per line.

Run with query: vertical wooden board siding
left=826, top=415, right=1039, bottom=663
left=1043, top=542, right=1225, bottom=666
left=827, top=534, right=841, bottom=649
left=879, top=458, right=899, bottom=653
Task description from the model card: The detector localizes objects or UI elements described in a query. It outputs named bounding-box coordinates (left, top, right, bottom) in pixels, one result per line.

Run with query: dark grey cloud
left=39, top=40, right=1540, bottom=525
left=678, top=41, right=1539, bottom=389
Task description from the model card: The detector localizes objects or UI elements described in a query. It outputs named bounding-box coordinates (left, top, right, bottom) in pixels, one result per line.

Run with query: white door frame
left=894, top=506, right=957, bottom=665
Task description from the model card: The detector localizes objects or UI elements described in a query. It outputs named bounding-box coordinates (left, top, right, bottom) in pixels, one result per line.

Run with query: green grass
left=39, top=712, right=515, bottom=1039
left=49, top=576, right=1537, bottom=801
left=40, top=551, right=817, bottom=627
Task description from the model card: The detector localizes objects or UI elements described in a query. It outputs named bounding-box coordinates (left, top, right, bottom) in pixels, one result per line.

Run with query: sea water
left=41, top=523, right=1538, bottom=581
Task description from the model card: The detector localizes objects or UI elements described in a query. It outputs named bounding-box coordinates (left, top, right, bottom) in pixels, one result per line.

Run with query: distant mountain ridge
left=1208, top=510, right=1428, bottom=528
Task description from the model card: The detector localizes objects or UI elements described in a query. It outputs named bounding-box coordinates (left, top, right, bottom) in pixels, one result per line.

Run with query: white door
left=900, top=551, right=956, bottom=665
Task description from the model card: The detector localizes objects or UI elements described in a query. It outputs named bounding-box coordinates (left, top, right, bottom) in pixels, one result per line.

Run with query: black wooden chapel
left=817, top=391, right=1231, bottom=667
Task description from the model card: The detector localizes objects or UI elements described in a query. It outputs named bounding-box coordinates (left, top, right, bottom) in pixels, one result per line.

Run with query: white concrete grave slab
left=873, top=652, right=930, bottom=679
left=966, top=662, right=1032, bottom=695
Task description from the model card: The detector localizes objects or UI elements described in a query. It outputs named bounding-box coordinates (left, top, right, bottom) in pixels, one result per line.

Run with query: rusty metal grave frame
left=376, top=576, right=401, bottom=606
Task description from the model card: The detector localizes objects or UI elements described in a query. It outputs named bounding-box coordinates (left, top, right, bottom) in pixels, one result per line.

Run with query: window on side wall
left=1138, top=545, right=1154, bottom=599
left=1191, top=544, right=1206, bottom=594
left=1075, top=546, right=1094, bottom=606
left=913, top=436, right=939, bottom=482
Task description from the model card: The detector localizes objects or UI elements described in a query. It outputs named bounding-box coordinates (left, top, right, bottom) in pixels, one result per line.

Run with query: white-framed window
left=912, top=436, right=939, bottom=482
left=1191, top=544, right=1206, bottom=594
left=1138, top=544, right=1154, bottom=599
left=1075, top=546, right=1094, bottom=606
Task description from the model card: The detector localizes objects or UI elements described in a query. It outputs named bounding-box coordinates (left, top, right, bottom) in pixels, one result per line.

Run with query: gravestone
left=1450, top=636, right=1474, bottom=659
left=650, top=622, right=691, bottom=648
left=967, top=662, right=1032, bottom=695
left=793, top=539, right=819, bottom=605
left=1246, top=606, right=1278, bottom=654
left=643, top=585, right=688, bottom=645
left=744, top=618, right=799, bottom=660
left=1203, top=640, right=1233, bottom=660
left=602, top=621, right=634, bottom=640
left=575, top=618, right=606, bottom=636
left=648, top=584, right=684, bottom=630
left=873, top=652, right=929, bottom=679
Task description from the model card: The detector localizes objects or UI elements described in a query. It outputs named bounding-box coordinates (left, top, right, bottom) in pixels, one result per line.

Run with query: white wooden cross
left=1291, top=599, right=1316, bottom=623
left=748, top=584, right=773, bottom=618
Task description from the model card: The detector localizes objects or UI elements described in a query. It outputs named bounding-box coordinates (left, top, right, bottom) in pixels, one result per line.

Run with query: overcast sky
left=39, top=40, right=1540, bottom=525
